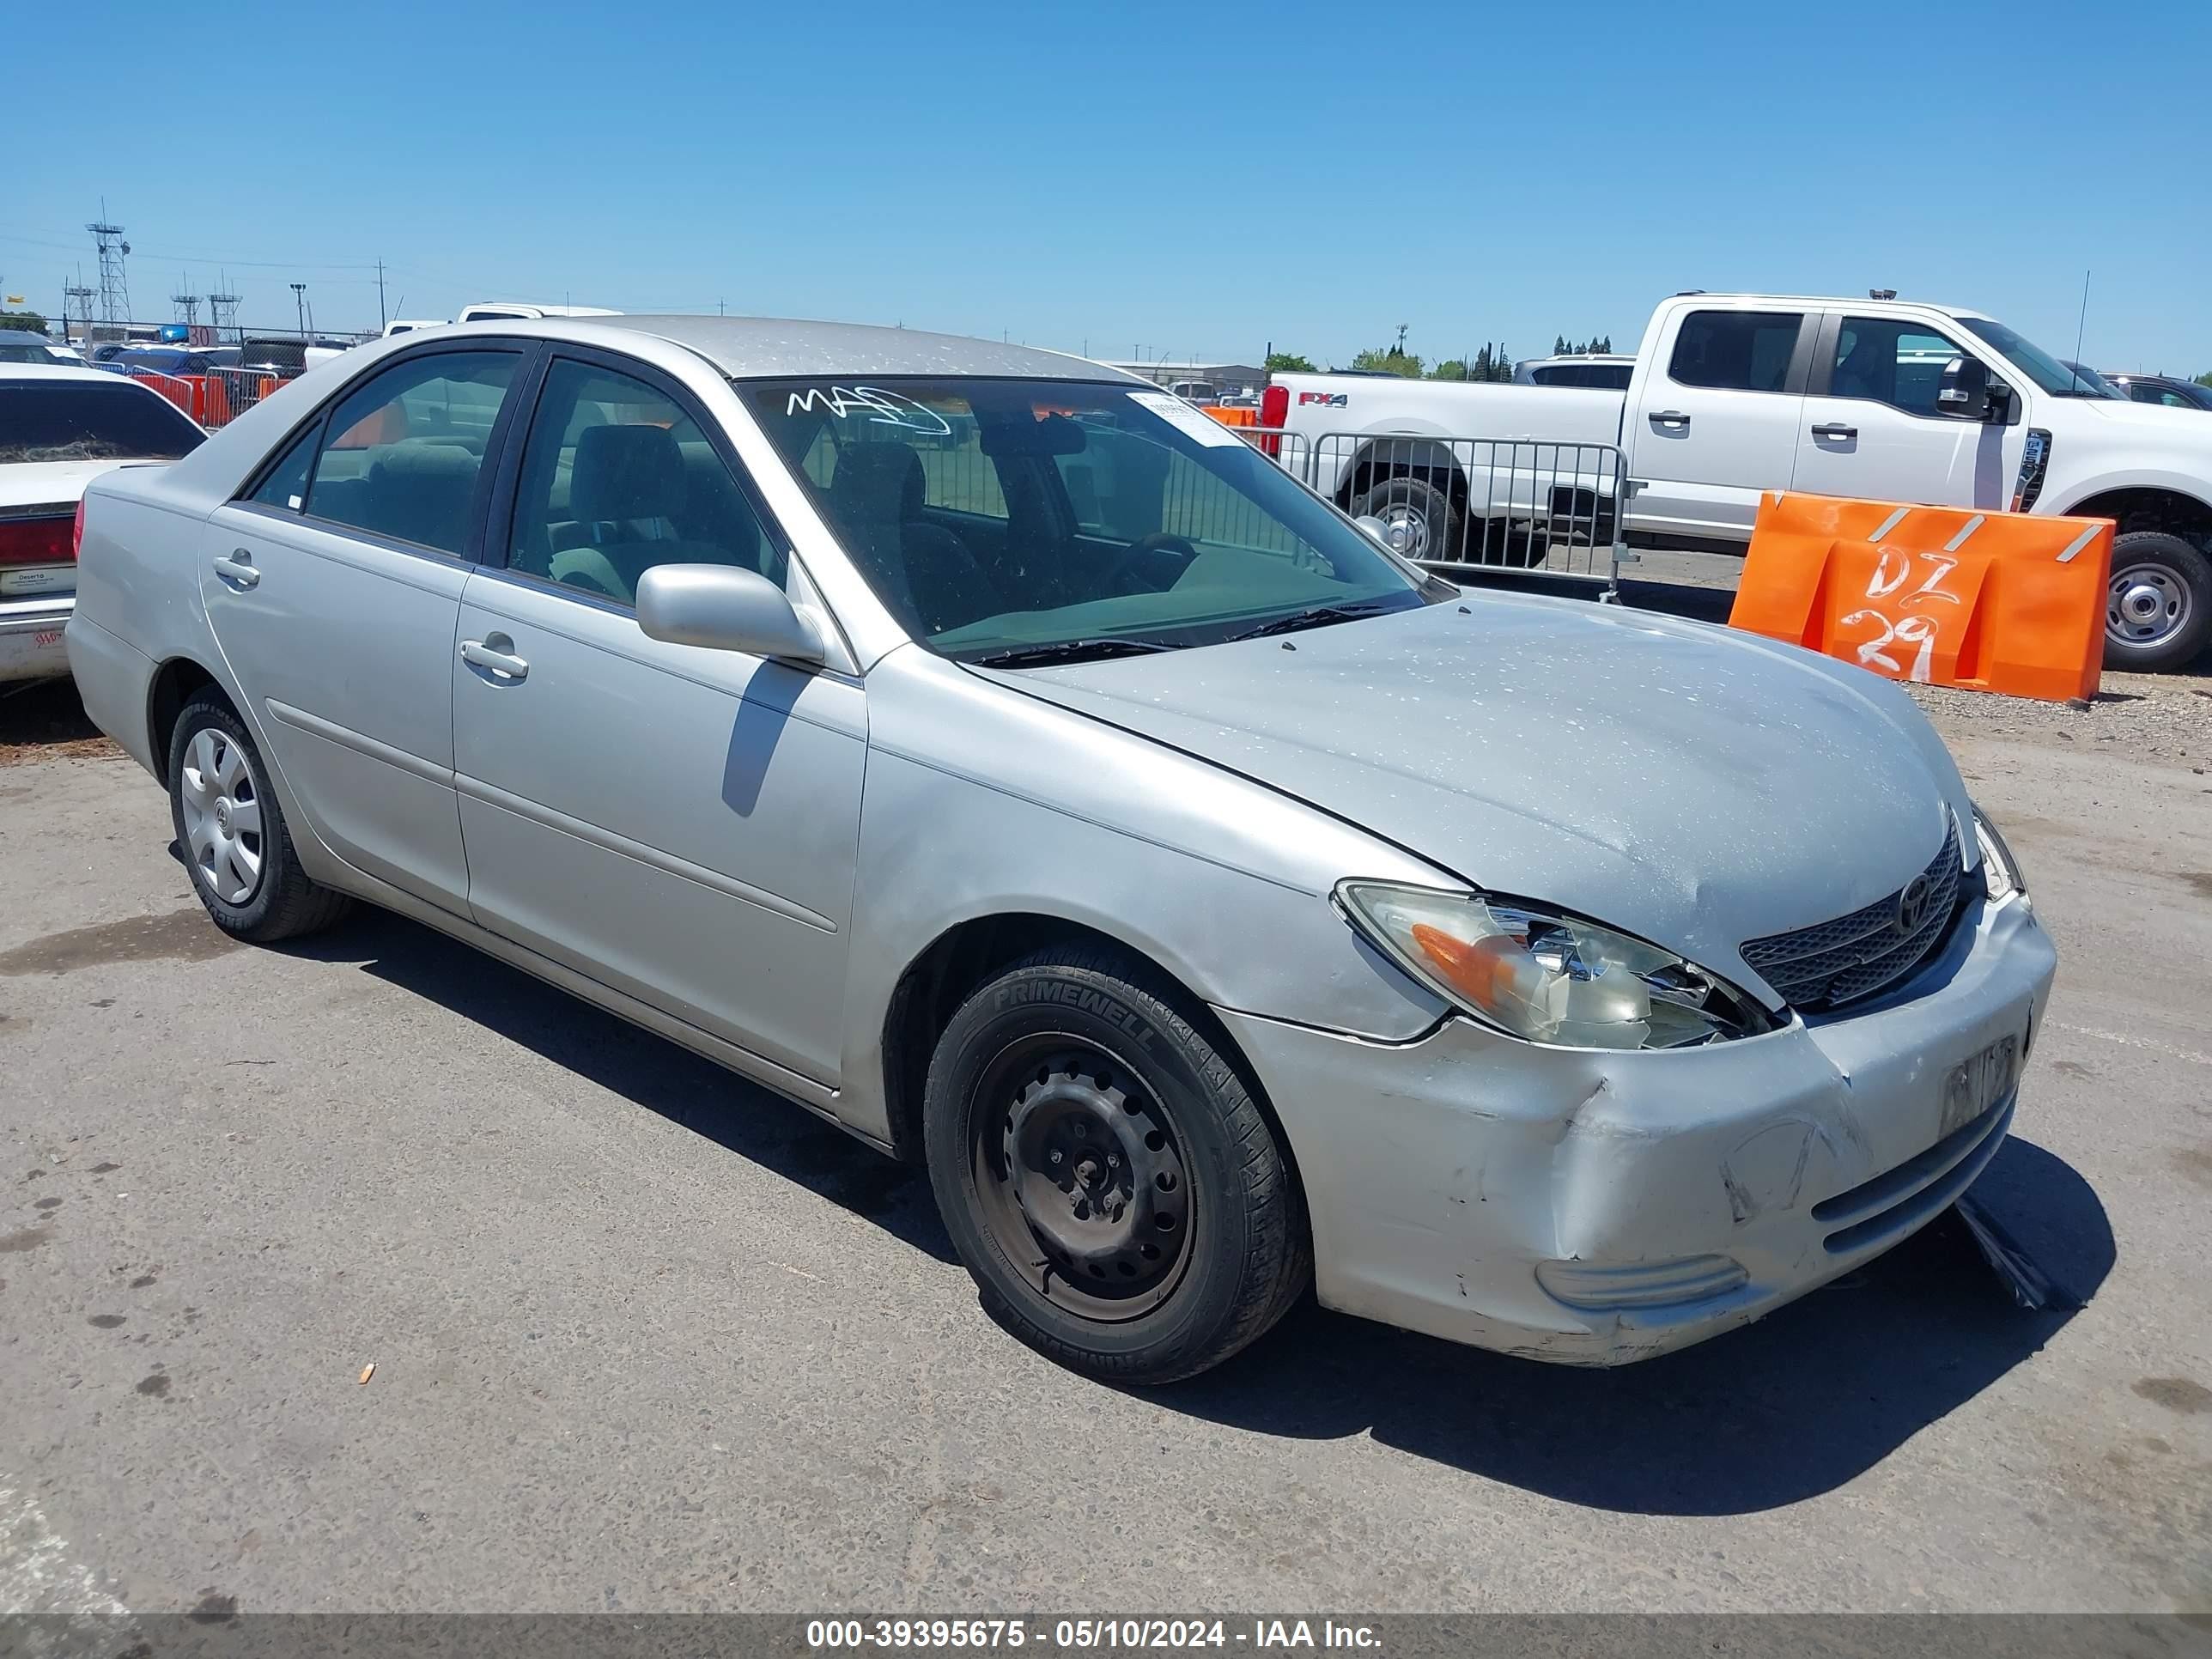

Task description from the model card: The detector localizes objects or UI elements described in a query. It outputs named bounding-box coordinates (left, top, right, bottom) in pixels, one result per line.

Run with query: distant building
left=1101, top=359, right=1267, bottom=405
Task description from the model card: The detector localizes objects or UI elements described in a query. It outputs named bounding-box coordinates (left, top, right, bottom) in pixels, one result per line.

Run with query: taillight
left=1259, top=383, right=1289, bottom=459
left=0, top=514, right=76, bottom=568
left=73, top=496, right=88, bottom=559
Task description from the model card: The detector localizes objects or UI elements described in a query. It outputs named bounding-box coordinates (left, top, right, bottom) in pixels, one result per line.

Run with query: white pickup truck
left=1265, top=292, right=2212, bottom=669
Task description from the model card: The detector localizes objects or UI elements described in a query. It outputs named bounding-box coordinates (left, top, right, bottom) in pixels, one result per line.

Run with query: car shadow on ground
left=291, top=904, right=2108, bottom=1518
left=1154, top=1133, right=2112, bottom=1516
left=276, top=907, right=958, bottom=1265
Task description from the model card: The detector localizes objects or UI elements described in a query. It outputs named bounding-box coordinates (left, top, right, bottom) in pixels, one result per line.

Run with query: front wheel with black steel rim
left=1349, top=475, right=1460, bottom=566
left=922, top=947, right=1309, bottom=1384
left=167, top=691, right=353, bottom=943
left=2105, top=530, right=2211, bottom=672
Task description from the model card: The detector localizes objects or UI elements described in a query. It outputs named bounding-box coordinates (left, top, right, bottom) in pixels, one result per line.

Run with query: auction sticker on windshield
left=1127, top=390, right=1243, bottom=447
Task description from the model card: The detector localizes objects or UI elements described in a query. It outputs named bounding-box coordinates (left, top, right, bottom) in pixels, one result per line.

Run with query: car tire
left=1350, top=475, right=1461, bottom=565
left=2105, top=532, right=2211, bottom=672
left=167, top=692, right=353, bottom=943
left=922, top=946, right=1310, bottom=1385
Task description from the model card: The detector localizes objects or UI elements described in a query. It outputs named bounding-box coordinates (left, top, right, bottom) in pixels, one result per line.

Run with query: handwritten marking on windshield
left=786, top=385, right=952, bottom=437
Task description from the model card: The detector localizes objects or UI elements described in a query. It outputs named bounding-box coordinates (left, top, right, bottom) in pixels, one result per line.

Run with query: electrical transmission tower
left=172, top=289, right=201, bottom=328
left=88, top=220, right=131, bottom=326
left=207, top=283, right=241, bottom=343
left=64, top=284, right=96, bottom=339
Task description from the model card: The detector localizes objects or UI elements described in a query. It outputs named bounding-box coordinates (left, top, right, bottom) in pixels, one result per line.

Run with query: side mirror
left=635, top=564, right=826, bottom=666
left=1353, top=514, right=1398, bottom=550
left=1936, top=356, right=1991, bottom=421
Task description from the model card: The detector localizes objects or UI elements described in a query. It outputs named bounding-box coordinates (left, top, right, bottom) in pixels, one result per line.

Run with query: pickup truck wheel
left=922, top=946, right=1310, bottom=1385
left=167, top=692, right=354, bottom=943
left=2105, top=532, right=2210, bottom=672
left=1350, top=477, right=1459, bottom=564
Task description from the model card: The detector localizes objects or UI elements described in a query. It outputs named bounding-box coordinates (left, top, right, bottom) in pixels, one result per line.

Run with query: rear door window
left=1667, top=311, right=1802, bottom=393
left=300, top=350, right=520, bottom=556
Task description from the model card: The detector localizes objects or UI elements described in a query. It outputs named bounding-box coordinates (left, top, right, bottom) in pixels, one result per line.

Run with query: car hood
left=2068, top=395, right=2212, bottom=437
left=991, top=593, right=1974, bottom=995
left=0, top=458, right=140, bottom=510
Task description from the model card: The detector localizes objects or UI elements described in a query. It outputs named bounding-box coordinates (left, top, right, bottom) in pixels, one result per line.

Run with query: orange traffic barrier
left=1204, top=405, right=1259, bottom=427
left=1727, top=493, right=2112, bottom=702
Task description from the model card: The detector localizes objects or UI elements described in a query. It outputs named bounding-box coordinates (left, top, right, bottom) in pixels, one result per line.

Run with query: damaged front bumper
left=1217, top=892, right=2055, bottom=1365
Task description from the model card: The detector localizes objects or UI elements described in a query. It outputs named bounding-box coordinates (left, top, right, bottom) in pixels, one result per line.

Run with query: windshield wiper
left=1224, top=601, right=1400, bottom=642
left=965, top=638, right=1179, bottom=669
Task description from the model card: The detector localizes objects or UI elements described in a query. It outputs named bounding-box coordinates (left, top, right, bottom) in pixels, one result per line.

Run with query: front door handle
left=1648, top=410, right=1691, bottom=429
left=1810, top=422, right=1858, bottom=441
left=459, top=637, right=529, bottom=683
left=211, top=548, right=260, bottom=589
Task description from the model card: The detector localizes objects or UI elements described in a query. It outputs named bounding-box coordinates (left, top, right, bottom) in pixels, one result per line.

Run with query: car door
left=452, top=348, right=864, bottom=1087
left=1626, top=306, right=1814, bottom=540
left=201, top=344, right=529, bottom=912
left=1791, top=313, right=2022, bottom=510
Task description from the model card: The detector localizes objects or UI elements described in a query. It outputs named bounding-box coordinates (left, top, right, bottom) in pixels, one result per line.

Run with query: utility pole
left=376, top=260, right=387, bottom=332
left=291, top=283, right=307, bottom=338
left=1395, top=322, right=1408, bottom=355
left=88, top=215, right=131, bottom=330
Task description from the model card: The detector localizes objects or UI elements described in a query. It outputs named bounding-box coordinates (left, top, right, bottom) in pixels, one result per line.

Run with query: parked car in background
left=70, top=314, right=2050, bottom=1384
left=2057, top=361, right=2129, bottom=400
left=1512, top=353, right=1636, bottom=389
left=1, top=364, right=205, bottom=682
left=1267, top=291, right=2212, bottom=669
left=2100, top=372, right=2212, bottom=413
left=454, top=301, right=622, bottom=323
left=0, top=329, right=84, bottom=366
left=380, top=319, right=447, bottom=338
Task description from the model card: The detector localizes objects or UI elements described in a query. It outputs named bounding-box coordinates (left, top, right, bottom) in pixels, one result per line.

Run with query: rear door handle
left=1810, top=422, right=1858, bottom=440
left=211, top=548, right=259, bottom=589
left=459, top=637, right=529, bottom=682
left=1648, top=410, right=1690, bottom=429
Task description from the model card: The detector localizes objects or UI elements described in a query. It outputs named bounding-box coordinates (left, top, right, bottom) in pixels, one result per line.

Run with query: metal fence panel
left=1309, top=430, right=1626, bottom=592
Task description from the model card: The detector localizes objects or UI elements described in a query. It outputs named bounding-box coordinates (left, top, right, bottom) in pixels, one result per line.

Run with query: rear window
left=0, top=381, right=206, bottom=464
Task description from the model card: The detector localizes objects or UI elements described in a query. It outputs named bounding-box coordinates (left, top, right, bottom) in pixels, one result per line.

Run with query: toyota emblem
left=1895, top=874, right=1934, bottom=937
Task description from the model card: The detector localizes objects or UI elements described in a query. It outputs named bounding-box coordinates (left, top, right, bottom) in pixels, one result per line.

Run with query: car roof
left=585, top=314, right=1139, bottom=383
left=0, top=362, right=158, bottom=386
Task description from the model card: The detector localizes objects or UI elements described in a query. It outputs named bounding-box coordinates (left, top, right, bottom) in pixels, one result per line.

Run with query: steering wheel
left=1095, top=532, right=1199, bottom=596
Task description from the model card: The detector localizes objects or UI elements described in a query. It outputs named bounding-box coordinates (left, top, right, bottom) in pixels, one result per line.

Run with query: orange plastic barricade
left=1727, top=493, right=2112, bottom=702
left=1204, top=405, right=1259, bottom=428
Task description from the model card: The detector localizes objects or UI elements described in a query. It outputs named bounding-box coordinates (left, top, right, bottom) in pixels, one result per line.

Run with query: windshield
left=1956, top=317, right=2112, bottom=397
left=0, top=382, right=206, bottom=463
left=746, top=377, right=1435, bottom=660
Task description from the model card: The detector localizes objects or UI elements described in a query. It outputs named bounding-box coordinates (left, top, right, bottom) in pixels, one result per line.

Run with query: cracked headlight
left=1971, top=803, right=2024, bottom=902
left=1335, top=880, right=1778, bottom=1050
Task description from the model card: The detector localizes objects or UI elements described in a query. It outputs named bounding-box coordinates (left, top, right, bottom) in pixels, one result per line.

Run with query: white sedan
left=1, top=364, right=205, bottom=683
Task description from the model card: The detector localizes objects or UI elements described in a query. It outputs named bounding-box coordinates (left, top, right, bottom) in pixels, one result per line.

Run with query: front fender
left=834, top=648, right=1450, bottom=1142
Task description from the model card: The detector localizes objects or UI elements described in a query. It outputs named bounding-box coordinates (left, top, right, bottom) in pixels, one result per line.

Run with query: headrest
left=571, top=423, right=686, bottom=525
left=828, top=442, right=924, bottom=523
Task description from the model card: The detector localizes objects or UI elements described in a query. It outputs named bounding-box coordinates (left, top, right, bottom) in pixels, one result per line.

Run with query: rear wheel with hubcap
left=167, top=691, right=353, bottom=943
left=923, top=947, right=1309, bottom=1384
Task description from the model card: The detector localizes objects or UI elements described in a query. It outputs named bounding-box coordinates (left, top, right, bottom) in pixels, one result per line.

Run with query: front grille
left=1741, top=820, right=1963, bottom=1012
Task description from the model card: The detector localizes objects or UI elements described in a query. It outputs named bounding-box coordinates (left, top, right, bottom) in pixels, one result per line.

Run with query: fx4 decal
left=1297, top=392, right=1348, bottom=407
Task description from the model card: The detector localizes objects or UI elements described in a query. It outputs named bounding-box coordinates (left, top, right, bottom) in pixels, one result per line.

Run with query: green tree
left=1553, top=334, right=1567, bottom=355
left=1348, top=345, right=1424, bottom=377
left=1430, top=358, right=1472, bottom=381
left=0, top=311, right=49, bottom=336
left=1264, top=350, right=1316, bottom=373
left=1598, top=334, right=1613, bottom=353
left=2197, top=369, right=2212, bottom=388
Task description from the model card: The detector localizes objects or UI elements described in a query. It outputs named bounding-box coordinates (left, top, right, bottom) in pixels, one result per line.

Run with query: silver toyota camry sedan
left=67, top=316, right=2054, bottom=1382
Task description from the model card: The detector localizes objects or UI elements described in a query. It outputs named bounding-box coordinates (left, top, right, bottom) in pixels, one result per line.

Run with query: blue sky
left=9, top=0, right=2208, bottom=374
